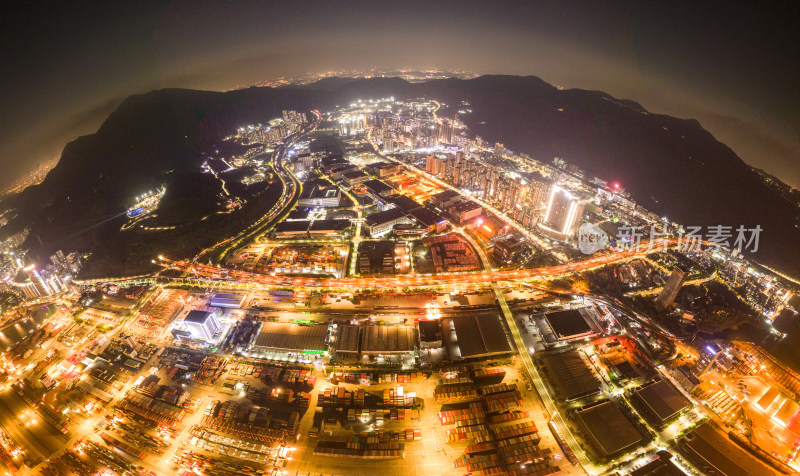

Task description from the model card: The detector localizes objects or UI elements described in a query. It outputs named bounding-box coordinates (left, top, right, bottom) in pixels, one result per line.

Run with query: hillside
left=2, top=75, right=799, bottom=277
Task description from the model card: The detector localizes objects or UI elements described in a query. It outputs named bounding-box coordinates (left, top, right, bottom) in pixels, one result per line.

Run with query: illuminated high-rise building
left=539, top=185, right=585, bottom=239
left=24, top=265, right=53, bottom=296
left=382, top=129, right=394, bottom=152
left=452, top=161, right=461, bottom=186
left=528, top=179, right=551, bottom=208
left=438, top=119, right=454, bottom=144
left=656, top=267, right=686, bottom=309
left=425, top=155, right=440, bottom=175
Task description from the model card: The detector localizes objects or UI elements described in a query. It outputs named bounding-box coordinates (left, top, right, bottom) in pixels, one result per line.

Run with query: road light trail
left=491, top=282, right=593, bottom=472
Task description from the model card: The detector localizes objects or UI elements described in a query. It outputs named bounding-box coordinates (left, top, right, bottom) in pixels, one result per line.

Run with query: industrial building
left=333, top=324, right=361, bottom=355
left=371, top=162, right=403, bottom=178
left=407, top=207, right=447, bottom=233
left=357, top=241, right=398, bottom=275
left=308, top=219, right=351, bottom=238
left=541, top=351, right=601, bottom=400
left=428, top=190, right=461, bottom=210
left=273, top=220, right=312, bottom=239
left=386, top=194, right=423, bottom=214
left=298, top=182, right=343, bottom=207
left=447, top=200, right=482, bottom=225
left=182, top=310, right=222, bottom=341
left=364, top=208, right=410, bottom=236
left=362, top=179, right=394, bottom=200
left=251, top=322, right=330, bottom=355
left=209, top=293, right=245, bottom=309
left=418, top=320, right=442, bottom=349
left=631, top=380, right=691, bottom=427
left=442, top=313, right=512, bottom=360
left=361, top=325, right=416, bottom=355
left=541, top=307, right=602, bottom=343
left=342, top=170, right=370, bottom=187
left=332, top=324, right=416, bottom=359
left=576, top=400, right=645, bottom=458
left=273, top=219, right=351, bottom=239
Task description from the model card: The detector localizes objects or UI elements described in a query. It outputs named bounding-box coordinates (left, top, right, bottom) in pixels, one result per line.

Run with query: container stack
left=482, top=390, right=523, bottom=413
left=434, top=383, right=479, bottom=404
left=438, top=403, right=485, bottom=425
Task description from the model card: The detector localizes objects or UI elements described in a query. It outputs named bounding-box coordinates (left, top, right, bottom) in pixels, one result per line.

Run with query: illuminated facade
left=539, top=185, right=585, bottom=239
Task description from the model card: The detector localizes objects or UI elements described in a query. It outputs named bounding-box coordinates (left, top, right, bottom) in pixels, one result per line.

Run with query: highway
left=191, top=112, right=321, bottom=265
left=158, top=239, right=679, bottom=290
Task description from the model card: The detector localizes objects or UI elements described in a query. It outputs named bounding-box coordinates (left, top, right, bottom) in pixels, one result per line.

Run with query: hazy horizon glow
left=1, top=1, right=798, bottom=188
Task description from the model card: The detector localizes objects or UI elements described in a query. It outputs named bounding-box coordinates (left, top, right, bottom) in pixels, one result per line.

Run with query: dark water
left=764, top=319, right=800, bottom=373
left=709, top=318, right=800, bottom=373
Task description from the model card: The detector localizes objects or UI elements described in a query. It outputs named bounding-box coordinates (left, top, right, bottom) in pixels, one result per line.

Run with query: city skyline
left=1, top=3, right=800, bottom=475
left=0, top=91, right=798, bottom=475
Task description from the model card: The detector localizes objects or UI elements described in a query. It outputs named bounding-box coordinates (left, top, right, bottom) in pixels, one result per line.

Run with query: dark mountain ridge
left=2, top=75, right=799, bottom=276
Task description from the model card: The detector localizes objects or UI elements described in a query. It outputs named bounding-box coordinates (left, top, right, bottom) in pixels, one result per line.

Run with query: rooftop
left=308, top=219, right=351, bottom=231
left=343, top=170, right=368, bottom=179
left=541, top=351, right=600, bottom=400
left=335, top=325, right=360, bottom=353
left=543, top=308, right=599, bottom=340
left=633, top=379, right=691, bottom=424
left=386, top=194, right=423, bottom=213
left=361, top=325, right=416, bottom=353
left=682, top=423, right=778, bottom=476
left=446, top=313, right=512, bottom=359
left=364, top=207, right=406, bottom=227
left=274, top=220, right=310, bottom=233
left=183, top=309, right=213, bottom=324
left=576, top=400, right=644, bottom=457
left=253, top=322, right=329, bottom=352
left=363, top=179, right=393, bottom=195
left=408, top=207, right=446, bottom=227
left=418, top=320, right=441, bottom=342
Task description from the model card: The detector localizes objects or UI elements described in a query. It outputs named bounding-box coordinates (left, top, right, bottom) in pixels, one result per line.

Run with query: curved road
left=160, top=239, right=681, bottom=289
left=192, top=113, right=320, bottom=265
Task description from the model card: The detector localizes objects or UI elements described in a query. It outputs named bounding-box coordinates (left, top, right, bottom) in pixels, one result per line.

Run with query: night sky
left=1, top=1, right=799, bottom=188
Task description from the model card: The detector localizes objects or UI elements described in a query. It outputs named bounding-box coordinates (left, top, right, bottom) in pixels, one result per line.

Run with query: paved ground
left=0, top=389, right=68, bottom=466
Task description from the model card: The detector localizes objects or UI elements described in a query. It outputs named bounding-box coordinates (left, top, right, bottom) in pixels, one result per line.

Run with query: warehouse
left=361, top=325, right=416, bottom=355
left=334, top=324, right=361, bottom=355
left=541, top=351, right=600, bottom=400
left=542, top=307, right=602, bottom=343
left=443, top=313, right=512, bottom=360
left=576, top=400, right=644, bottom=458
left=209, top=293, right=245, bottom=309
left=418, top=320, right=442, bottom=349
left=298, top=182, right=343, bottom=207
left=250, top=322, right=330, bottom=356
left=428, top=190, right=461, bottom=210
left=273, top=220, right=311, bottom=239
left=408, top=207, right=447, bottom=233
left=342, top=170, right=369, bottom=187
left=632, top=380, right=691, bottom=427
left=363, top=179, right=394, bottom=198
left=307, top=219, right=351, bottom=238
